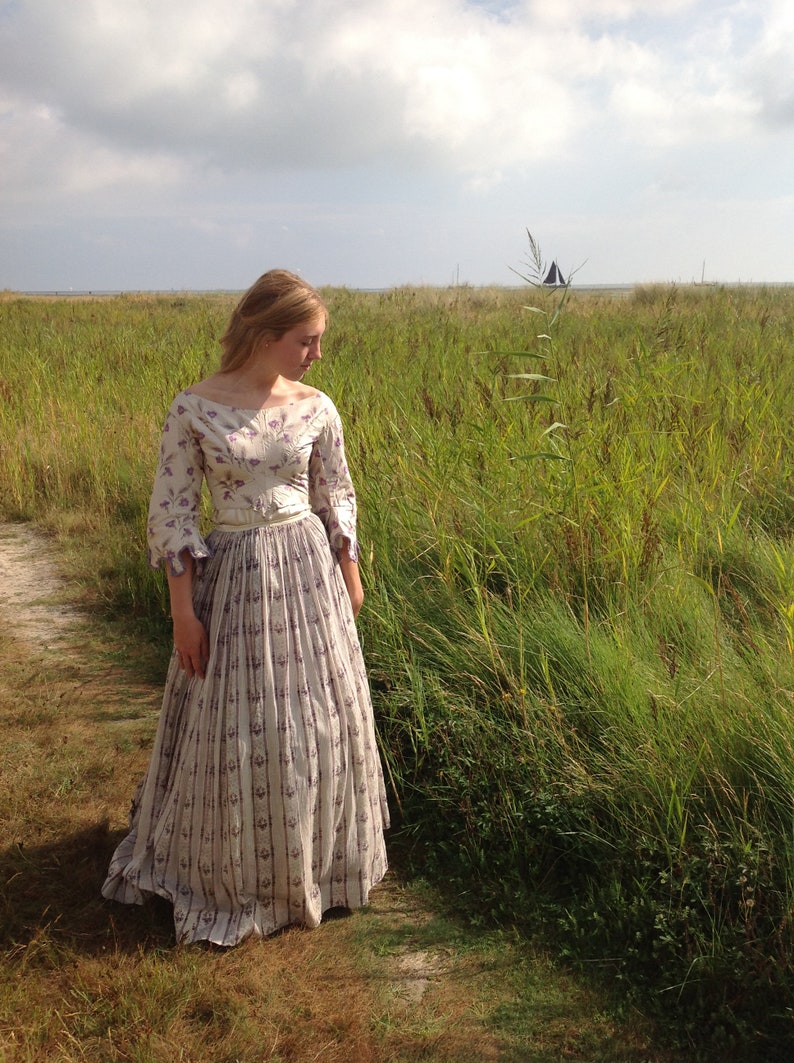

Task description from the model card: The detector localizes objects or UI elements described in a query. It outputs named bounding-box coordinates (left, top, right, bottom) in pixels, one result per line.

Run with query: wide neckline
left=182, top=389, right=323, bottom=414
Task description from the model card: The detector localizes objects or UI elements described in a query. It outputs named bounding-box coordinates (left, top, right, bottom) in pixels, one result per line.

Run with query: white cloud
left=740, top=0, right=794, bottom=127
left=0, top=90, right=185, bottom=216
left=1, top=0, right=774, bottom=190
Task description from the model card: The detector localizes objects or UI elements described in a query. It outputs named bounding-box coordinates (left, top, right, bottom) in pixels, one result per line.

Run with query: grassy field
left=1, top=281, right=792, bottom=1059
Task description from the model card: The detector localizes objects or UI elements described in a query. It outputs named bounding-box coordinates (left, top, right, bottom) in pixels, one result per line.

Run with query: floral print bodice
left=147, top=389, right=358, bottom=575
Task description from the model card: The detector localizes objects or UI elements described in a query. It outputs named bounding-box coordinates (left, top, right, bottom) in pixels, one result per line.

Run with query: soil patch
left=0, top=522, right=83, bottom=647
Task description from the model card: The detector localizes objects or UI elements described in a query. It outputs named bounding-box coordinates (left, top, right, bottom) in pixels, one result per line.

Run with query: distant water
left=20, top=282, right=792, bottom=298
left=20, top=289, right=245, bottom=297
left=22, top=285, right=637, bottom=298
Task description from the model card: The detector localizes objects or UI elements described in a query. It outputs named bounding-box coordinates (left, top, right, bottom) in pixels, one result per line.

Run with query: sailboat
left=542, top=261, right=566, bottom=286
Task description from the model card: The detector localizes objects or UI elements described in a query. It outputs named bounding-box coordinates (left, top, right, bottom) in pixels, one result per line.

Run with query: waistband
left=213, top=506, right=312, bottom=532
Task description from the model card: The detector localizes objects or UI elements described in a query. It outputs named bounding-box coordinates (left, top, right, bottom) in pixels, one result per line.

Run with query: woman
left=102, top=269, right=389, bottom=946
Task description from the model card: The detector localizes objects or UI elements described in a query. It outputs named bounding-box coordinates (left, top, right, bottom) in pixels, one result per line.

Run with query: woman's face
left=263, top=314, right=326, bottom=380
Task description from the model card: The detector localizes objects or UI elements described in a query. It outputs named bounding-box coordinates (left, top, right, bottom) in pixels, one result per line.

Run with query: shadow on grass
left=0, top=820, right=176, bottom=956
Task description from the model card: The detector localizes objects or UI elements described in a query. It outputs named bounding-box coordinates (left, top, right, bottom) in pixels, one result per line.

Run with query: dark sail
left=542, top=261, right=565, bottom=286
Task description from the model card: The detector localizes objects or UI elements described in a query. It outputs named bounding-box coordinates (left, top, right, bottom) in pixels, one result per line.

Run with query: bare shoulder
left=289, top=383, right=323, bottom=401
left=182, top=375, right=325, bottom=410
left=267, top=380, right=325, bottom=405
left=184, top=374, right=230, bottom=401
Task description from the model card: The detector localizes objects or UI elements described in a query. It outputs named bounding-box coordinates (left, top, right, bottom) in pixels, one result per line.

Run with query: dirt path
left=0, top=522, right=82, bottom=647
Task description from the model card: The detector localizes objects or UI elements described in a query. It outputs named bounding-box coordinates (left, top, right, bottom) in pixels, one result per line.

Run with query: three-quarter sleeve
left=308, top=406, right=359, bottom=561
left=147, top=397, right=213, bottom=576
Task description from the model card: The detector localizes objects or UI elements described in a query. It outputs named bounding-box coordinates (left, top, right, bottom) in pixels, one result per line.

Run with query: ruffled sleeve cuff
left=325, top=504, right=359, bottom=563
left=147, top=530, right=213, bottom=577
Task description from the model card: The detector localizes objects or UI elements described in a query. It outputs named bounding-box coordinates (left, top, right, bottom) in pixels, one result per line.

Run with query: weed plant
left=1, top=282, right=793, bottom=1058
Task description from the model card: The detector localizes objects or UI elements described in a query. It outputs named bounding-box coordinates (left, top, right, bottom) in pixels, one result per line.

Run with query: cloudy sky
left=1, top=0, right=792, bottom=290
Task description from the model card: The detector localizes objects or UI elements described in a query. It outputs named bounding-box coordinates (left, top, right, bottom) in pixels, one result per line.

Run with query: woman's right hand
left=167, top=550, right=209, bottom=679
left=172, top=612, right=209, bottom=679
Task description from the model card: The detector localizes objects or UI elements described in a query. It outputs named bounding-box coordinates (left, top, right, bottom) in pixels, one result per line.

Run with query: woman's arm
left=338, top=542, right=364, bottom=619
left=168, top=550, right=209, bottom=679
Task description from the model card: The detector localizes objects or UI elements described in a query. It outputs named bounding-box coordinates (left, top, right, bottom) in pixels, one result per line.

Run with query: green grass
left=1, top=283, right=793, bottom=1058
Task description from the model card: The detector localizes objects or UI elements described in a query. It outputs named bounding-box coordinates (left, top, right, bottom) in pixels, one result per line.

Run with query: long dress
left=101, top=389, right=389, bottom=946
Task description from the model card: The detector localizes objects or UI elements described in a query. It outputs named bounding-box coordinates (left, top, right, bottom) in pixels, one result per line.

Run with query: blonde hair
left=219, top=269, right=327, bottom=373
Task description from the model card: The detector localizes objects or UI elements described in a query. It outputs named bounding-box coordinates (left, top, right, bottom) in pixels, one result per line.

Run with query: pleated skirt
left=102, top=513, right=389, bottom=946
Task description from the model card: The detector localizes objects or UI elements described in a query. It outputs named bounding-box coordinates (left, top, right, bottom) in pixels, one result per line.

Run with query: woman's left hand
left=338, top=548, right=364, bottom=618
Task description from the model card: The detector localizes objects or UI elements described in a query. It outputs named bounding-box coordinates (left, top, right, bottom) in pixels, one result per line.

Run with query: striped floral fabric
left=102, top=391, right=389, bottom=945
